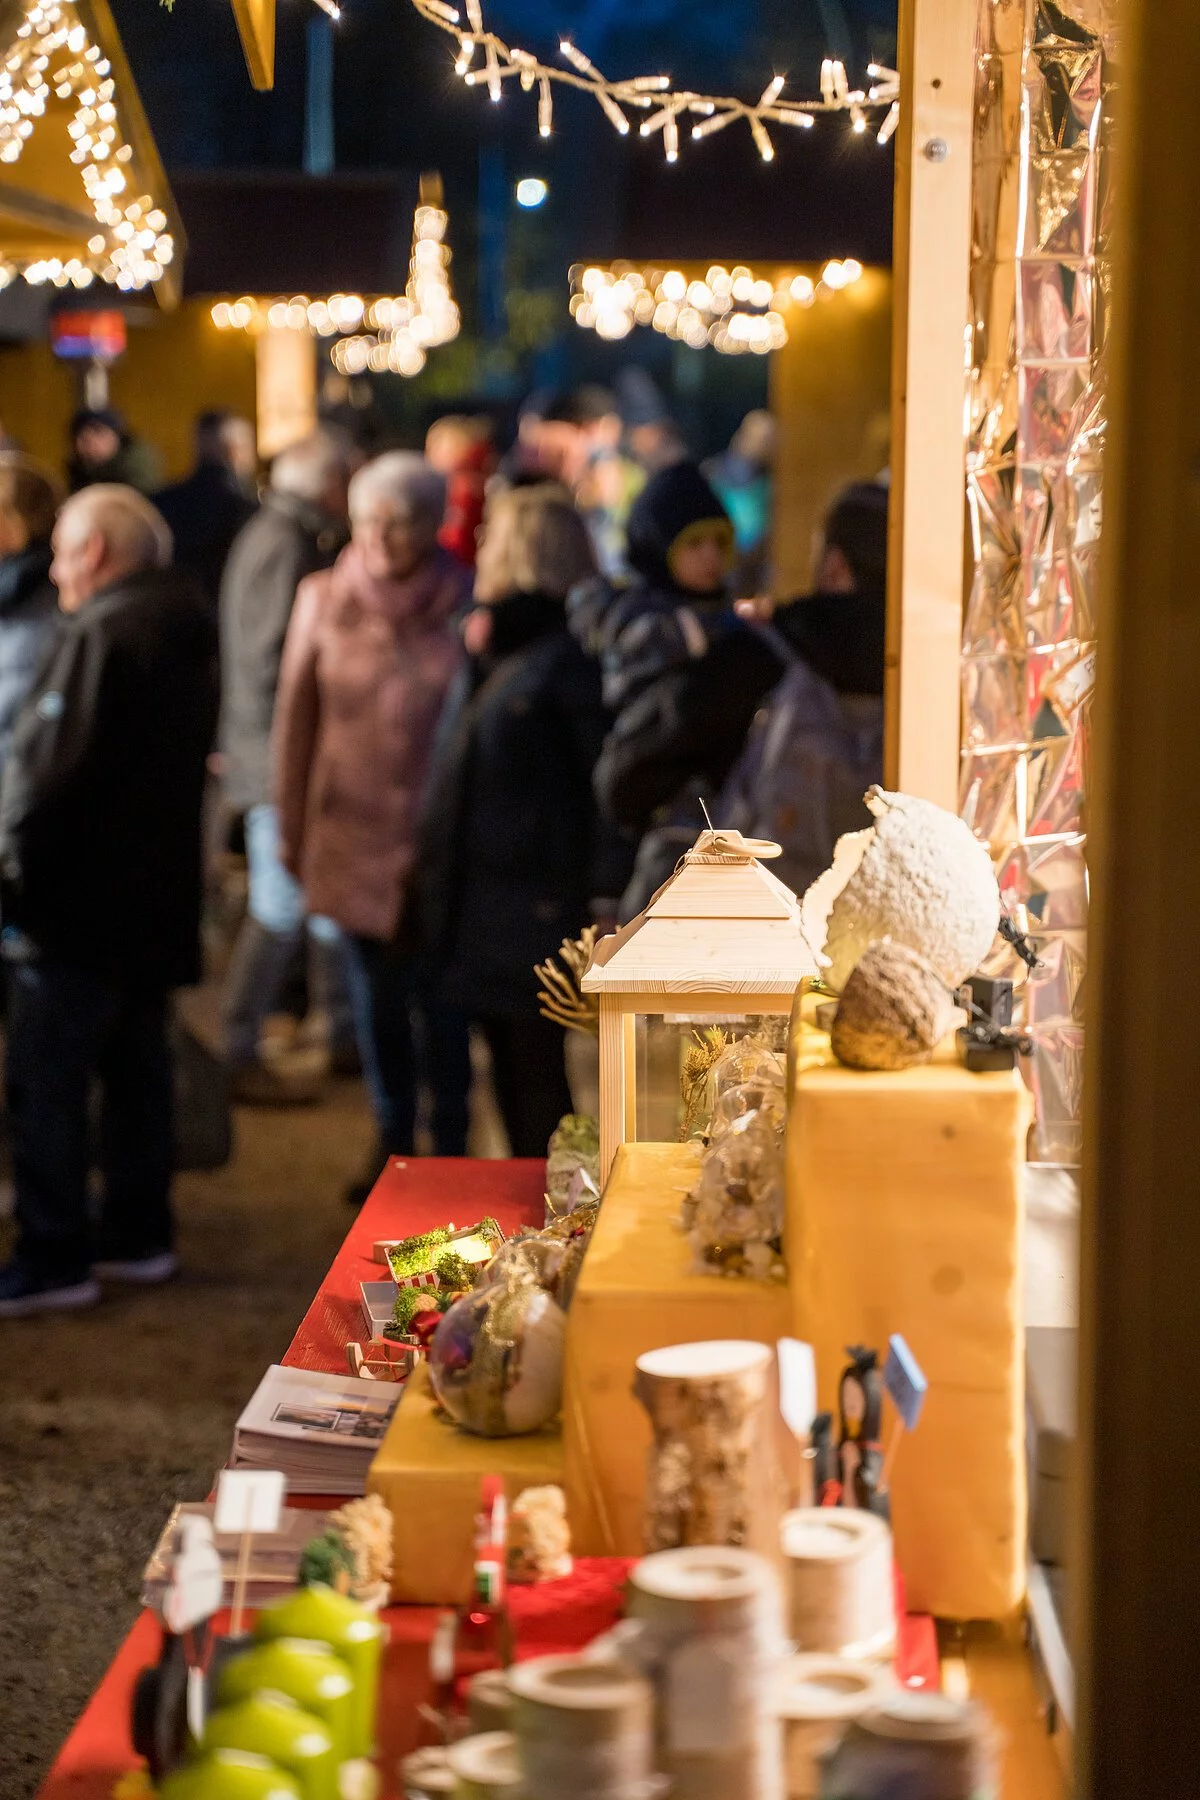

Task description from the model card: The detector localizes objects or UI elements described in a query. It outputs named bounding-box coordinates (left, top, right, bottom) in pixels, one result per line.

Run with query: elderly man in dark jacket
left=218, top=429, right=353, bottom=1102
left=0, top=484, right=218, bottom=1316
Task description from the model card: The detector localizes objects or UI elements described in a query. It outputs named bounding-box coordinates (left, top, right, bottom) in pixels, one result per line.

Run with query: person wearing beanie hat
left=68, top=407, right=163, bottom=498
left=570, top=460, right=786, bottom=916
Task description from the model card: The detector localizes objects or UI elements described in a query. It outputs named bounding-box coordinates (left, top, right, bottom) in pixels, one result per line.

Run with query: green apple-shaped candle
left=202, top=1693, right=338, bottom=1800
left=158, top=1747, right=303, bottom=1799
left=217, top=1639, right=355, bottom=1766
left=254, top=1584, right=385, bottom=1758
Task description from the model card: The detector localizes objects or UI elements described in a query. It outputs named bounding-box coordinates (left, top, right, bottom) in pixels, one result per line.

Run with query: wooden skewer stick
left=230, top=1496, right=254, bottom=1637
left=876, top=1420, right=905, bottom=1496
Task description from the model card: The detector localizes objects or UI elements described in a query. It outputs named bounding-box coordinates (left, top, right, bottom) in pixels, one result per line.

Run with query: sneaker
left=93, top=1250, right=179, bottom=1285
left=0, top=1259, right=101, bottom=1319
left=230, top=1058, right=323, bottom=1107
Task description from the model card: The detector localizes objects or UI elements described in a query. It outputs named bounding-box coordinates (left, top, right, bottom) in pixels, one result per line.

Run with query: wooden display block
left=367, top=1362, right=563, bottom=1604
left=564, top=1141, right=792, bottom=1555
left=787, top=1010, right=1032, bottom=1620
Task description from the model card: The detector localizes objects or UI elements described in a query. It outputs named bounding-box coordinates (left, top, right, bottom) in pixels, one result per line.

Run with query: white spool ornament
left=817, top=1692, right=998, bottom=1799
left=780, top=1508, right=895, bottom=1660
left=466, top=1668, right=514, bottom=1736
left=445, top=1731, right=521, bottom=1800
left=625, top=1546, right=787, bottom=1800
left=507, top=1654, right=656, bottom=1800
left=773, top=1655, right=893, bottom=1800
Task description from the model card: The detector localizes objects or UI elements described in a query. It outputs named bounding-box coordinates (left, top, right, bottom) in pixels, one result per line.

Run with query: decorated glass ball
left=428, top=1275, right=566, bottom=1437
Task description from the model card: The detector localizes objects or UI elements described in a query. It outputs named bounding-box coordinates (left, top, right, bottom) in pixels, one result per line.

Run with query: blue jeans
left=245, top=802, right=304, bottom=934
left=342, top=935, right=471, bottom=1156
left=5, top=961, right=173, bottom=1277
left=224, top=804, right=353, bottom=1065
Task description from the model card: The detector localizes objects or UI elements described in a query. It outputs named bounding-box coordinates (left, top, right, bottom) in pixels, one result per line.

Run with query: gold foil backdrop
left=962, top=0, right=1113, bottom=1162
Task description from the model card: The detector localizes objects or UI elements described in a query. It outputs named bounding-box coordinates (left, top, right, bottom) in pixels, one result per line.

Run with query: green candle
left=202, top=1693, right=339, bottom=1800
left=158, top=1748, right=302, bottom=1800
left=217, top=1639, right=356, bottom=1767
left=254, top=1584, right=386, bottom=1758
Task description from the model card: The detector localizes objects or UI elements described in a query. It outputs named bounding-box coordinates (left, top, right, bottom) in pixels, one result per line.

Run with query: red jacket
left=274, top=541, right=469, bottom=940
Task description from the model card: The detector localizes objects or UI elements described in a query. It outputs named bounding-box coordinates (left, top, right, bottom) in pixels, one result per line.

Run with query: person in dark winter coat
left=574, top=461, right=786, bottom=915
left=154, top=410, right=258, bottom=609
left=0, top=457, right=65, bottom=775
left=67, top=407, right=163, bottom=497
left=0, top=485, right=219, bottom=1316
left=218, top=429, right=355, bottom=1100
left=421, top=485, right=632, bottom=1155
left=716, top=481, right=889, bottom=893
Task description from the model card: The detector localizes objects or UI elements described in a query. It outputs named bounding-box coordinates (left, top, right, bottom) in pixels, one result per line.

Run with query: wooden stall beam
left=1074, top=1, right=1200, bottom=1795
left=884, top=0, right=976, bottom=807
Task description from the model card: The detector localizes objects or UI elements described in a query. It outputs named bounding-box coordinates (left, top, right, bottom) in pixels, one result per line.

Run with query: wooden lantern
left=582, top=831, right=819, bottom=1184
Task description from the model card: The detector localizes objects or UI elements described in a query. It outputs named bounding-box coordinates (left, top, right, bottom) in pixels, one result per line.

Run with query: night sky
left=108, top=0, right=898, bottom=443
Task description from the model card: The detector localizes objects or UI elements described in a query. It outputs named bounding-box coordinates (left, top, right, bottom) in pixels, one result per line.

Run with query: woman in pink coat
left=274, top=451, right=471, bottom=1171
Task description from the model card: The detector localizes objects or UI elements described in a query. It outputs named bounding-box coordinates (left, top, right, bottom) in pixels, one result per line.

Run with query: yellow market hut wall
left=769, top=267, right=892, bottom=598
left=0, top=298, right=258, bottom=482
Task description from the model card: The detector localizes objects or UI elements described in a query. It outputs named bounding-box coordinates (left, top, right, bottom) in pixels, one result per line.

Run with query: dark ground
left=0, top=1068, right=376, bottom=1799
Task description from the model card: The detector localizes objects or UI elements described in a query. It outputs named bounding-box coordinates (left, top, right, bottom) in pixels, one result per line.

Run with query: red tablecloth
left=35, top=1156, right=939, bottom=1800
left=36, top=1159, right=546, bottom=1800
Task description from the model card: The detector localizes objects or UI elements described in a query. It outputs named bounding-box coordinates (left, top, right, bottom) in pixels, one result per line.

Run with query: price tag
left=214, top=1468, right=286, bottom=1535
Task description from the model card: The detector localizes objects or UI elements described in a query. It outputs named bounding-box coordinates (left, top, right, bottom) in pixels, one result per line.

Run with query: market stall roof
left=171, top=171, right=422, bottom=298
left=0, top=0, right=184, bottom=305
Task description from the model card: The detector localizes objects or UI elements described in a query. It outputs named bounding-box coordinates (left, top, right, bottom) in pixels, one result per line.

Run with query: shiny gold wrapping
left=961, top=0, right=1115, bottom=1160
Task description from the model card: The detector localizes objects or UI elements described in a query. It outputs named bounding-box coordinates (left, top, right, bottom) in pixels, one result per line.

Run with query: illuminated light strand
left=0, top=0, right=173, bottom=289
left=407, top=0, right=898, bottom=162
left=568, top=257, right=865, bottom=355
left=210, top=201, right=461, bottom=383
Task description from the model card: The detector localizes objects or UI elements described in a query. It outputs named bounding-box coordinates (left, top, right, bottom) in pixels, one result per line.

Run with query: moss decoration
left=386, top=1226, right=452, bottom=1281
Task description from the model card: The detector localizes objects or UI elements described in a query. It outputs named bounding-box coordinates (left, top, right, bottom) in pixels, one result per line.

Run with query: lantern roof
left=582, top=830, right=820, bottom=997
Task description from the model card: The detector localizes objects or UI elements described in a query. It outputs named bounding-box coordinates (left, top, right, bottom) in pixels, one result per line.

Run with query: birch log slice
left=634, top=1341, right=777, bottom=1554
left=508, top=1655, right=655, bottom=1800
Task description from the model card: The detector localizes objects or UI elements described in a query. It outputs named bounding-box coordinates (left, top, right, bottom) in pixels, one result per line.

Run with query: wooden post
left=1074, top=0, right=1200, bottom=1793
left=884, top=0, right=977, bottom=807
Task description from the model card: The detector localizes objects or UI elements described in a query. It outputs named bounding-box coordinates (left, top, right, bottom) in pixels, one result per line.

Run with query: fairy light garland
left=569, top=257, right=864, bottom=355
left=212, top=198, right=460, bottom=380
left=0, top=0, right=175, bottom=289
left=408, top=0, right=899, bottom=161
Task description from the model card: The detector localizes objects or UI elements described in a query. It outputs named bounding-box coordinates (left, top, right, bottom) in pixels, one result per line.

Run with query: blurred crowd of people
left=0, top=387, right=887, bottom=1316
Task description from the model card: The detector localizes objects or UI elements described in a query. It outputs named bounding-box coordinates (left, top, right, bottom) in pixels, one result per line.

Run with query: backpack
left=717, top=660, right=885, bottom=898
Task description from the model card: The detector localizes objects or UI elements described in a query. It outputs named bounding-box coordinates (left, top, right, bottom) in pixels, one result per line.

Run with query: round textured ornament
left=808, top=787, right=999, bottom=993
left=429, top=1274, right=566, bottom=1437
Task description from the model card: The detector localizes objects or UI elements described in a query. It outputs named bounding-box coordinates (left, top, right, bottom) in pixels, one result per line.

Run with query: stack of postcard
left=230, top=1364, right=401, bottom=1495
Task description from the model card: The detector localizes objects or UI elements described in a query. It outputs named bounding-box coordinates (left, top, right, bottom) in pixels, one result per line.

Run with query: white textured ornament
left=806, top=787, right=1000, bottom=993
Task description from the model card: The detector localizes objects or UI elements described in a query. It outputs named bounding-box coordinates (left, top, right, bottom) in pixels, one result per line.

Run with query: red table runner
left=35, top=1156, right=939, bottom=1800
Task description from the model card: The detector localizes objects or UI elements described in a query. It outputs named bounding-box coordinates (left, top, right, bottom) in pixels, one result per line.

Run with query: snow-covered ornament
left=803, top=787, right=1000, bottom=993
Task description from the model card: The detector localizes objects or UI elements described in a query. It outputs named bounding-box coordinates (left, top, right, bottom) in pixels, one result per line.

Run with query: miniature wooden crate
left=564, top=1141, right=792, bottom=1556
left=787, top=1002, right=1032, bottom=1620
left=367, top=1362, right=563, bottom=1604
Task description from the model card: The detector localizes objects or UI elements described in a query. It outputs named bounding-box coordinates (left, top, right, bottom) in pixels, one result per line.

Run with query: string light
left=0, top=0, right=173, bottom=288
left=408, top=0, right=899, bottom=162
left=568, top=257, right=865, bottom=355
left=211, top=197, right=461, bottom=382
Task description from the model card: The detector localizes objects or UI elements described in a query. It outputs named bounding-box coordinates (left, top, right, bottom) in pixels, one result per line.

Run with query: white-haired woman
left=274, top=450, right=472, bottom=1178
